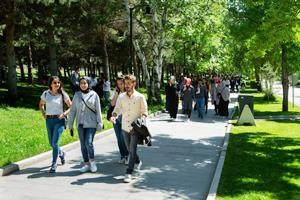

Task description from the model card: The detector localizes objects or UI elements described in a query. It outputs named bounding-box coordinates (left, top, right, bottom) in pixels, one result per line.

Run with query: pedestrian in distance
left=195, top=79, right=206, bottom=119
left=70, top=66, right=80, bottom=94
left=181, top=78, right=195, bottom=122
left=165, top=76, right=179, bottom=120
left=103, top=76, right=111, bottom=109
left=203, top=78, right=210, bottom=114
left=39, top=76, right=72, bottom=173
left=110, top=74, right=148, bottom=183
left=68, top=77, right=103, bottom=173
left=219, top=80, right=230, bottom=117
left=211, top=79, right=221, bottom=115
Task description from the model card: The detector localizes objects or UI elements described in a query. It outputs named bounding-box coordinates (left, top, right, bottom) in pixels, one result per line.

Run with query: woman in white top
left=39, top=76, right=72, bottom=173
left=103, top=77, right=111, bottom=107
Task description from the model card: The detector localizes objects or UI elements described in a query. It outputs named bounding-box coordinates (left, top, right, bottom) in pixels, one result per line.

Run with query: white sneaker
left=90, top=161, right=97, bottom=173
left=186, top=119, right=190, bottom=122
left=123, top=174, right=132, bottom=183
left=124, top=158, right=129, bottom=165
left=135, top=160, right=142, bottom=171
left=79, top=165, right=90, bottom=173
left=118, top=158, right=126, bottom=164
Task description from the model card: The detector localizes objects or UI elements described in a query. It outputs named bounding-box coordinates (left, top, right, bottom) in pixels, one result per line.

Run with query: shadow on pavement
left=67, top=134, right=223, bottom=200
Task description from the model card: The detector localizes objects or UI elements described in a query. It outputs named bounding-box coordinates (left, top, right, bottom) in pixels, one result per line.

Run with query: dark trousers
left=123, top=130, right=140, bottom=174
left=219, top=97, right=229, bottom=117
left=183, top=109, right=192, bottom=118
left=214, top=101, right=219, bottom=115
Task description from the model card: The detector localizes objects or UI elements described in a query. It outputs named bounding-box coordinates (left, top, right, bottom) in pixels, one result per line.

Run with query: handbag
left=106, top=105, right=115, bottom=120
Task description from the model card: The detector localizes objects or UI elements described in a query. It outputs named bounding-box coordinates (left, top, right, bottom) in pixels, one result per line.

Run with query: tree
left=2, top=0, right=17, bottom=101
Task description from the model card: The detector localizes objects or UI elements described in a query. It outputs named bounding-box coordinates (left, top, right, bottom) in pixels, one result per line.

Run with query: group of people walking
left=165, top=75, right=232, bottom=121
left=39, top=73, right=147, bottom=183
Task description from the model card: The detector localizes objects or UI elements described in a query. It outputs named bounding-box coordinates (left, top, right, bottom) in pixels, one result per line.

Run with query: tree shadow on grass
left=254, top=111, right=300, bottom=116
left=218, top=131, right=300, bottom=200
left=0, top=84, right=46, bottom=110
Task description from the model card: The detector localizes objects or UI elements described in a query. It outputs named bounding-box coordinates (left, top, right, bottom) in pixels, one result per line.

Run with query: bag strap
left=81, top=94, right=96, bottom=114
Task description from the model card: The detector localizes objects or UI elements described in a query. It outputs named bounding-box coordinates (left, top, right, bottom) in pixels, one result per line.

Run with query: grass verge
left=217, top=120, right=300, bottom=200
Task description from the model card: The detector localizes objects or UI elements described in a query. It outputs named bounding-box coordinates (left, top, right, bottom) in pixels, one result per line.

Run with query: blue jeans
left=78, top=125, right=96, bottom=162
left=123, top=130, right=140, bottom=174
left=113, top=116, right=129, bottom=159
left=196, top=98, right=205, bottom=117
left=46, top=117, right=65, bottom=164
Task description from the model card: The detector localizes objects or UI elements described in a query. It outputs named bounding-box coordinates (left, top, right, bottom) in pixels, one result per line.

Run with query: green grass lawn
left=218, top=89, right=300, bottom=200
left=217, top=120, right=300, bottom=200
left=0, top=106, right=113, bottom=167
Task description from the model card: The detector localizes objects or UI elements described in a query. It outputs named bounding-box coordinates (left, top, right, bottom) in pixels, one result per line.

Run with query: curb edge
left=206, top=103, right=238, bottom=200
left=0, top=128, right=113, bottom=177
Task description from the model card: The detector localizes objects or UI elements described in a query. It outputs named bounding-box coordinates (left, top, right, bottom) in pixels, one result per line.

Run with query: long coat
left=166, top=83, right=179, bottom=118
left=182, top=85, right=195, bottom=111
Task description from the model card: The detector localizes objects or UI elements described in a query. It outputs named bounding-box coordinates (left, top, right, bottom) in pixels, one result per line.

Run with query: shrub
left=262, top=89, right=276, bottom=101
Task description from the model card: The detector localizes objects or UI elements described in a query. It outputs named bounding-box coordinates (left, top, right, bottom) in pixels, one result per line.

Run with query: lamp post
left=129, top=4, right=151, bottom=74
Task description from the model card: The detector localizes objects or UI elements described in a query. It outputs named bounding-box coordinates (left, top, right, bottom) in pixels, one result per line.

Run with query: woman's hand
left=110, top=116, right=117, bottom=124
left=58, top=113, right=65, bottom=119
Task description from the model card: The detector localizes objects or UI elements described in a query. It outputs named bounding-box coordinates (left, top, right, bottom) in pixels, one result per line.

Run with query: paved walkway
left=0, top=94, right=238, bottom=200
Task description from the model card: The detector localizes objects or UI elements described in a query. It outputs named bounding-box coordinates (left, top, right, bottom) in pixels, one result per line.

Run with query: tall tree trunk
left=151, top=7, right=166, bottom=104
left=27, top=43, right=33, bottom=84
left=254, top=63, right=262, bottom=92
left=48, top=33, right=57, bottom=76
left=5, top=0, right=17, bottom=101
left=161, top=64, right=164, bottom=86
left=0, top=43, right=4, bottom=85
left=281, top=43, right=289, bottom=112
left=101, top=30, right=110, bottom=80
left=46, top=6, right=58, bottom=76
left=134, top=53, right=139, bottom=88
left=124, top=0, right=151, bottom=98
left=37, top=60, right=44, bottom=83
left=133, top=40, right=151, bottom=101
left=17, top=51, right=25, bottom=81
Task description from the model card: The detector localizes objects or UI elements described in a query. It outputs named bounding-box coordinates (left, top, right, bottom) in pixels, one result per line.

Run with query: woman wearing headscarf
left=219, top=80, right=230, bottom=117
left=182, top=78, right=195, bottom=121
left=165, top=76, right=179, bottom=120
left=68, top=77, right=103, bottom=173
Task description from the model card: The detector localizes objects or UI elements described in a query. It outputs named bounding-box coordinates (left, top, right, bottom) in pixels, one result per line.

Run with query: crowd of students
left=165, top=74, right=239, bottom=121
left=38, top=68, right=240, bottom=183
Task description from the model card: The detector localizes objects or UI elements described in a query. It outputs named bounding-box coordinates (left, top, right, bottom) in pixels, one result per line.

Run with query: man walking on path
left=110, top=74, right=148, bottom=183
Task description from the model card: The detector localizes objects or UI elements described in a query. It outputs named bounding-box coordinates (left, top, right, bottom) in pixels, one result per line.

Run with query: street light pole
left=129, top=5, right=151, bottom=75
left=130, top=7, right=133, bottom=74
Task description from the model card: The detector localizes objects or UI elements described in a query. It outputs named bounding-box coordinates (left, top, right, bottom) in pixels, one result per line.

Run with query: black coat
left=165, top=83, right=179, bottom=118
left=131, top=118, right=152, bottom=146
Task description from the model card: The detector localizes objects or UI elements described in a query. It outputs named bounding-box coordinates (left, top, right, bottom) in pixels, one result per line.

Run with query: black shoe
left=49, top=164, right=57, bottom=173
left=59, top=151, right=66, bottom=165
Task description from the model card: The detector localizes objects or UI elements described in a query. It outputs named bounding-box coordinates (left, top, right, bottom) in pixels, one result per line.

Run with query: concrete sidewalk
left=0, top=94, right=237, bottom=200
